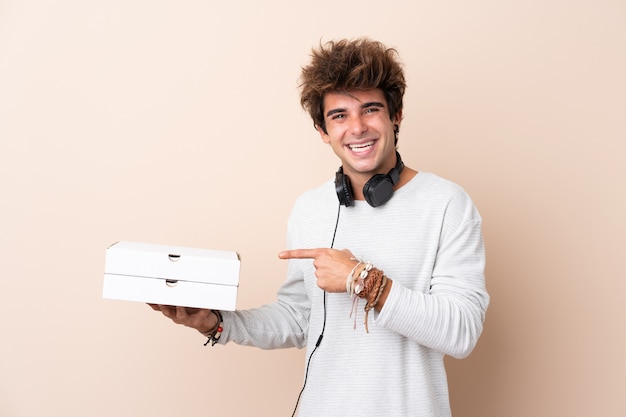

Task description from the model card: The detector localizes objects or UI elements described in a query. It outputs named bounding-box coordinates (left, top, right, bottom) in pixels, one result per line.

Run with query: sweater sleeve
left=217, top=211, right=311, bottom=350
left=218, top=269, right=310, bottom=349
left=374, top=191, right=489, bottom=359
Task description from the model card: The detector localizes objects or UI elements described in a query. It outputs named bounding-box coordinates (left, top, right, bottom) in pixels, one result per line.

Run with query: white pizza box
left=103, top=241, right=240, bottom=310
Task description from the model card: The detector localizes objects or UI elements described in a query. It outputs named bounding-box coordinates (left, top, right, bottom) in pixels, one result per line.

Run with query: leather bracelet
left=203, top=310, right=223, bottom=346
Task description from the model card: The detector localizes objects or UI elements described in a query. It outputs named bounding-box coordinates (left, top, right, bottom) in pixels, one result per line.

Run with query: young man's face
left=318, top=88, right=401, bottom=185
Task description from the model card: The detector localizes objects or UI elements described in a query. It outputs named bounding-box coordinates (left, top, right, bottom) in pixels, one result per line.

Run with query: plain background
left=1, top=1, right=624, bottom=416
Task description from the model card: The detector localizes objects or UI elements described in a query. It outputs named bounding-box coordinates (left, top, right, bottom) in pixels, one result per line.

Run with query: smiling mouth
left=348, top=141, right=375, bottom=153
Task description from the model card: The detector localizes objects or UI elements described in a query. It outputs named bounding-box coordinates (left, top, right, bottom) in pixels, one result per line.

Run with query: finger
left=279, top=248, right=324, bottom=259
left=158, top=305, right=176, bottom=318
left=175, top=306, right=188, bottom=319
left=148, top=303, right=161, bottom=311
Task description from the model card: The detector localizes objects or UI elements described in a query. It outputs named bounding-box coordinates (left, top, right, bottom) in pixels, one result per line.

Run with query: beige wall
left=1, top=1, right=624, bottom=416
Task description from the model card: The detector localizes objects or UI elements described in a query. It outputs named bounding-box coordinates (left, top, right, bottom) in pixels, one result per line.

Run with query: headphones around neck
left=335, top=151, right=404, bottom=207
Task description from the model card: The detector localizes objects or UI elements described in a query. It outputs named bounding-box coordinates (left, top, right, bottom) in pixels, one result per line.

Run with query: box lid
left=104, top=241, right=240, bottom=286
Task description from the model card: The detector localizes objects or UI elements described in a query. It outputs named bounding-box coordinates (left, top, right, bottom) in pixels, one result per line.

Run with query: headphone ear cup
left=363, top=174, right=395, bottom=207
left=335, top=169, right=354, bottom=207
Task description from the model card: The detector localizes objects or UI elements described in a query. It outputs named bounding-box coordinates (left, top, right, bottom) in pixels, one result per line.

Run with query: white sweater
left=221, top=172, right=489, bottom=416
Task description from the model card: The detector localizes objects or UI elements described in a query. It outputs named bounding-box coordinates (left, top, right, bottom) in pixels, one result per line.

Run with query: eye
left=330, top=113, right=345, bottom=120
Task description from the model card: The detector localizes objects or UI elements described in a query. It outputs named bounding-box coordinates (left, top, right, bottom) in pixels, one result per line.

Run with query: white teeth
left=348, top=141, right=374, bottom=152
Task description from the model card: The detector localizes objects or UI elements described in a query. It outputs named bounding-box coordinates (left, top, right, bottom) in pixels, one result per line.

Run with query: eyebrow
left=325, top=101, right=386, bottom=118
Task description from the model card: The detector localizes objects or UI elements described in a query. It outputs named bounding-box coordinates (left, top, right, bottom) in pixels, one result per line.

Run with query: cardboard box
left=103, top=241, right=240, bottom=310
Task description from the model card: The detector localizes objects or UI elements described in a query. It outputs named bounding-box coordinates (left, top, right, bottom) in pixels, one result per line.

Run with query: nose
left=349, top=115, right=367, bottom=136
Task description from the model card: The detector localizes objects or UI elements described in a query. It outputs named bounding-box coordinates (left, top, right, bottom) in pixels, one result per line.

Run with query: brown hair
left=299, top=38, right=406, bottom=134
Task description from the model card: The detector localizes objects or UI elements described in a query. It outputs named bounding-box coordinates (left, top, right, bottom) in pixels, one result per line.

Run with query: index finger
left=278, top=248, right=325, bottom=260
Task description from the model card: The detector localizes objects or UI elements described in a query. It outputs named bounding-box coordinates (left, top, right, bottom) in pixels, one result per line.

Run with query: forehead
left=323, top=89, right=387, bottom=110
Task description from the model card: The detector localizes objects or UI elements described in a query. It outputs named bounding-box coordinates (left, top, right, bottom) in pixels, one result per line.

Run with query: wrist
left=202, top=310, right=224, bottom=347
left=200, top=310, right=220, bottom=336
left=345, top=260, right=391, bottom=332
left=374, top=277, right=392, bottom=312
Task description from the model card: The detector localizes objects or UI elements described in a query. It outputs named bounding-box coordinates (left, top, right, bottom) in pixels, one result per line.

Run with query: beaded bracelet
left=203, top=310, right=223, bottom=346
left=355, top=262, right=373, bottom=296
left=346, top=259, right=362, bottom=295
left=346, top=257, right=371, bottom=296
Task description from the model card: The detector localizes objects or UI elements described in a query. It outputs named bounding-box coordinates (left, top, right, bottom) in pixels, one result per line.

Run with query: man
left=151, top=38, right=489, bottom=416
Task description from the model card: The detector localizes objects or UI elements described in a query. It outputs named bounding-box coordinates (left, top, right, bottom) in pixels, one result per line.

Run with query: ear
left=392, top=110, right=403, bottom=126
left=316, top=124, right=331, bottom=144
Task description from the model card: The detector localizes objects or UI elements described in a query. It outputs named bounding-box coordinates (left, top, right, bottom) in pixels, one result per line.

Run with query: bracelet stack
left=203, top=310, right=224, bottom=346
left=346, top=258, right=389, bottom=333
